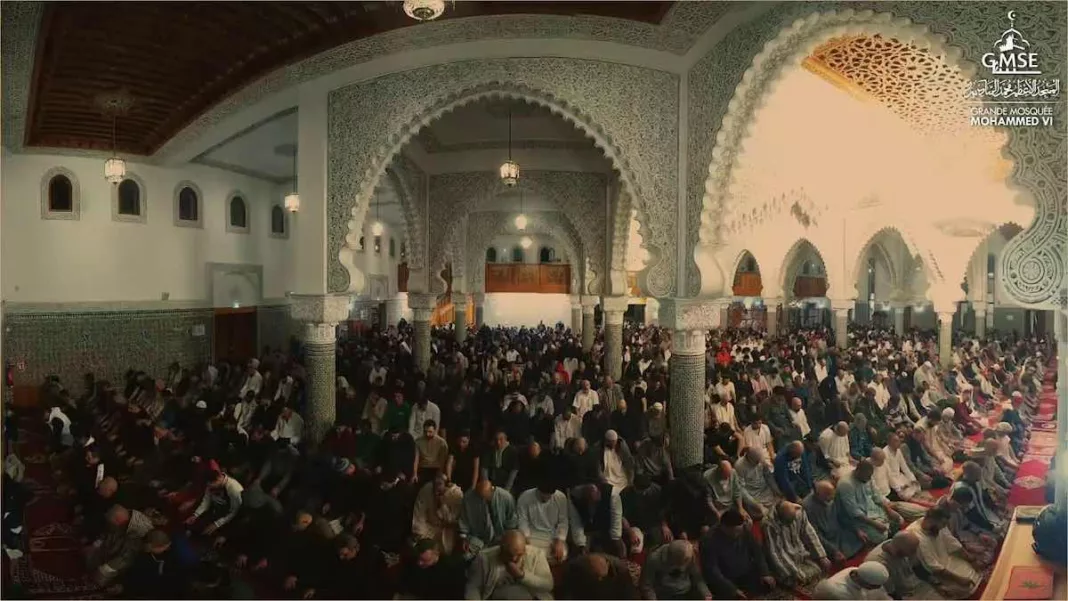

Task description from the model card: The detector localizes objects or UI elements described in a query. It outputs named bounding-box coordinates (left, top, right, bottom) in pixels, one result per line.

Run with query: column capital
left=471, top=292, right=486, bottom=306
left=290, top=293, right=350, bottom=325
left=936, top=310, right=956, bottom=323
left=409, top=292, right=436, bottom=322
left=672, top=329, right=707, bottom=356
left=659, top=298, right=718, bottom=332
left=580, top=295, right=599, bottom=308
left=451, top=293, right=468, bottom=308
left=569, top=294, right=582, bottom=308
left=602, top=295, right=629, bottom=314
left=302, top=322, right=339, bottom=345
left=829, top=298, right=856, bottom=312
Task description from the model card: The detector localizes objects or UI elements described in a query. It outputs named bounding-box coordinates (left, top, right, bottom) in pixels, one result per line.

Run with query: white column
left=452, top=293, right=468, bottom=343
left=830, top=299, right=854, bottom=350
left=714, top=298, right=732, bottom=329
left=936, top=310, right=955, bottom=370
left=472, top=292, right=486, bottom=329
left=974, top=308, right=987, bottom=339
left=765, top=297, right=782, bottom=336
left=290, top=294, right=350, bottom=445
left=580, top=296, right=598, bottom=352
left=384, top=293, right=407, bottom=330
left=293, top=89, right=329, bottom=295
left=602, top=296, right=628, bottom=381
left=569, top=294, right=582, bottom=335
left=891, top=301, right=906, bottom=335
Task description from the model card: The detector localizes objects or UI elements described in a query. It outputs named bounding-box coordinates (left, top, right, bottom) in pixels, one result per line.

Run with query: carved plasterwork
left=688, top=3, right=1066, bottom=306
left=0, top=2, right=42, bottom=152
left=385, top=154, right=427, bottom=272
left=430, top=170, right=608, bottom=295
left=328, top=60, right=678, bottom=298
left=290, top=293, right=351, bottom=325
left=461, top=211, right=584, bottom=295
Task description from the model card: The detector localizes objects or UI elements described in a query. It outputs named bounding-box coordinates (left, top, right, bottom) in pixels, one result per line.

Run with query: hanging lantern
left=499, top=160, right=519, bottom=187
left=403, top=0, right=445, bottom=21
left=515, top=213, right=527, bottom=230
left=371, top=221, right=384, bottom=236
left=104, top=157, right=126, bottom=184
left=284, top=192, right=300, bottom=213
left=519, top=235, right=533, bottom=249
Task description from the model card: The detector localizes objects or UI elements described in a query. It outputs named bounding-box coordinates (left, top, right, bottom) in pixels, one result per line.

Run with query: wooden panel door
left=214, top=307, right=258, bottom=364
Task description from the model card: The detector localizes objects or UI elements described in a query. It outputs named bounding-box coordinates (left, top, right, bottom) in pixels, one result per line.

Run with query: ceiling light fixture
left=500, top=106, right=519, bottom=187
left=284, top=144, right=300, bottom=213
left=515, top=185, right=527, bottom=230
left=520, top=236, right=533, bottom=249
left=104, top=114, right=125, bottom=185
left=370, top=192, right=384, bottom=236
left=403, top=0, right=446, bottom=22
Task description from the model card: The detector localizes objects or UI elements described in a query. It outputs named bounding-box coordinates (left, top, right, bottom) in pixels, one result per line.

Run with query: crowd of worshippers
left=25, top=318, right=1054, bottom=600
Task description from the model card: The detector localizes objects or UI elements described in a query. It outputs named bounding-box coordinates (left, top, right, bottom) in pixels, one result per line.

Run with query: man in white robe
left=812, top=561, right=891, bottom=600
left=870, top=448, right=927, bottom=521
left=571, top=380, right=598, bottom=419
left=906, top=505, right=981, bottom=599
left=790, top=397, right=811, bottom=438
left=865, top=532, right=943, bottom=600
left=709, top=395, right=739, bottom=432
left=868, top=374, right=891, bottom=411
left=818, top=422, right=853, bottom=479
left=883, top=434, right=926, bottom=497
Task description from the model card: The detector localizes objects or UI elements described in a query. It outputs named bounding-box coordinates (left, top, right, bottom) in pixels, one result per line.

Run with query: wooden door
left=214, top=307, right=258, bottom=364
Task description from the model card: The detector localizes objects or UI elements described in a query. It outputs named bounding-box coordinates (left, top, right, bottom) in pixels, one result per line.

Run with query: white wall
left=483, top=292, right=571, bottom=327
left=348, top=219, right=403, bottom=299
left=487, top=234, right=561, bottom=264
left=2, top=153, right=294, bottom=304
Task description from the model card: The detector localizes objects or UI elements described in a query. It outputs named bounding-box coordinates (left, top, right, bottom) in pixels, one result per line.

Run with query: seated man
left=818, top=422, right=854, bottom=479
left=317, top=534, right=387, bottom=600
left=866, top=531, right=943, bottom=600
left=774, top=440, right=815, bottom=503
left=517, top=479, right=570, bottom=564
left=939, top=488, right=997, bottom=569
left=905, top=504, right=982, bottom=599
left=952, top=461, right=1007, bottom=535
left=559, top=552, right=640, bottom=600
left=700, top=509, right=775, bottom=599
left=835, top=460, right=902, bottom=548
left=569, top=482, right=625, bottom=558
left=121, top=529, right=191, bottom=599
left=734, top=447, right=780, bottom=514
left=869, top=449, right=927, bottom=521
left=848, top=415, right=875, bottom=460
left=882, top=433, right=929, bottom=498
left=620, top=474, right=671, bottom=550
left=412, top=473, right=464, bottom=555
left=974, top=438, right=1012, bottom=498
left=465, top=529, right=554, bottom=600
left=398, top=538, right=467, bottom=600
left=272, top=510, right=331, bottom=599
left=763, top=500, right=831, bottom=588
left=85, top=505, right=154, bottom=586
left=459, top=478, right=518, bottom=560
left=640, top=540, right=711, bottom=601
left=811, top=561, right=891, bottom=600
left=184, top=469, right=243, bottom=537
left=703, top=460, right=762, bottom=522
left=803, top=481, right=865, bottom=562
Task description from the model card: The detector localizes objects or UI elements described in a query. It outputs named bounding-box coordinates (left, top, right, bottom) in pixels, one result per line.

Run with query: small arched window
left=486, top=248, right=498, bottom=263
left=539, top=247, right=554, bottom=263
left=175, top=184, right=201, bottom=226
left=270, top=205, right=286, bottom=236
left=112, top=174, right=147, bottom=223
left=986, top=253, right=996, bottom=277
left=49, top=175, right=73, bottom=212
left=389, top=237, right=396, bottom=258
left=41, top=167, right=80, bottom=220
left=512, top=246, right=524, bottom=263
left=358, top=236, right=366, bottom=252
left=228, top=195, right=248, bottom=232
left=374, top=236, right=382, bottom=254
left=742, top=255, right=757, bottom=273
left=401, top=241, right=407, bottom=260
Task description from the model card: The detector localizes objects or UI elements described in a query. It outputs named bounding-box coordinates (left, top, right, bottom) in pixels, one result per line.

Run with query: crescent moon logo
left=1008, top=10, right=1016, bottom=23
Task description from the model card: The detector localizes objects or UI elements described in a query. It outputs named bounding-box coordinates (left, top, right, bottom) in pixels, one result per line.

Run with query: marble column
left=829, top=299, right=853, bottom=350
left=472, top=293, right=485, bottom=329
left=384, top=293, right=407, bottom=330
left=290, top=294, right=350, bottom=445
left=452, top=294, right=468, bottom=343
left=891, top=302, right=906, bottom=335
left=765, top=297, right=782, bottom=336
left=661, top=299, right=715, bottom=470
left=580, top=296, right=597, bottom=352
left=937, top=310, right=955, bottom=370
left=409, top=293, right=435, bottom=372
left=1055, top=307, right=1067, bottom=512
left=570, top=295, right=583, bottom=335
left=974, top=309, right=987, bottom=339
left=602, top=296, right=628, bottom=381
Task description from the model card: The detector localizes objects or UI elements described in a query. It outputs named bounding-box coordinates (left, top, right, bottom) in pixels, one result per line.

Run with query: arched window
left=174, top=183, right=201, bottom=227
left=867, top=257, right=877, bottom=301
left=742, top=255, right=757, bottom=272
left=112, top=174, right=147, bottom=223
left=539, top=247, right=554, bottom=263
left=228, top=194, right=248, bottom=232
left=41, top=167, right=80, bottom=220
left=358, top=236, right=365, bottom=252
left=512, top=246, right=524, bottom=263
left=374, top=236, right=382, bottom=254
left=389, top=237, right=396, bottom=258
left=270, top=205, right=286, bottom=236
left=49, top=175, right=73, bottom=212
left=486, top=248, right=498, bottom=263
left=401, top=241, right=407, bottom=260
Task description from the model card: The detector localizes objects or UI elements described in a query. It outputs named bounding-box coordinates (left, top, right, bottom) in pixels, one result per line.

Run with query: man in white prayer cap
left=812, top=561, right=891, bottom=600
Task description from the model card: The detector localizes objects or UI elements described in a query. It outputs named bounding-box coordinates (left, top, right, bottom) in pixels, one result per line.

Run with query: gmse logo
left=980, top=11, right=1042, bottom=75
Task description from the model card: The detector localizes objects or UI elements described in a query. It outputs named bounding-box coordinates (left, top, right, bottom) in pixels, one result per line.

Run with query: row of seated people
left=33, top=321, right=1051, bottom=599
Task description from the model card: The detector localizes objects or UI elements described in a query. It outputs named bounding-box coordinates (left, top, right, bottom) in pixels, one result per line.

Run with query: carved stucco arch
left=692, top=5, right=1065, bottom=306
left=434, top=170, right=608, bottom=295
left=848, top=225, right=930, bottom=300
left=777, top=237, right=830, bottom=299
left=328, top=64, right=678, bottom=296
left=460, top=211, right=584, bottom=295
left=383, top=154, right=426, bottom=273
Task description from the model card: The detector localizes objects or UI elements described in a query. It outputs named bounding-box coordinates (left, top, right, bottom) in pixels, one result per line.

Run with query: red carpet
left=1005, top=378, right=1058, bottom=509
left=7, top=420, right=101, bottom=599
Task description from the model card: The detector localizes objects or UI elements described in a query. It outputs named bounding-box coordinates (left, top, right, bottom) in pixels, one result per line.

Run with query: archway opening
left=782, top=239, right=830, bottom=329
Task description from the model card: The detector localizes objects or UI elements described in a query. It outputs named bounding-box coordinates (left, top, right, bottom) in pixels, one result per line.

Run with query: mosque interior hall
left=1, top=1, right=1066, bottom=600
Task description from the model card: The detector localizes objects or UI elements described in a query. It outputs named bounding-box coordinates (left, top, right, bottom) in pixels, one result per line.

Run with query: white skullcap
left=855, top=562, right=890, bottom=586
left=923, top=361, right=933, bottom=368
left=195, top=400, right=208, bottom=409
left=249, top=358, right=260, bottom=368
left=941, top=407, right=955, bottom=418
left=605, top=429, right=619, bottom=442
left=996, top=422, right=1013, bottom=433
left=652, top=402, right=664, bottom=411
left=1012, top=391, right=1023, bottom=397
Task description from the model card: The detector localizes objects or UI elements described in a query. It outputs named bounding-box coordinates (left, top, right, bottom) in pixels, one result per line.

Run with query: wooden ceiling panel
left=25, top=1, right=675, bottom=155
